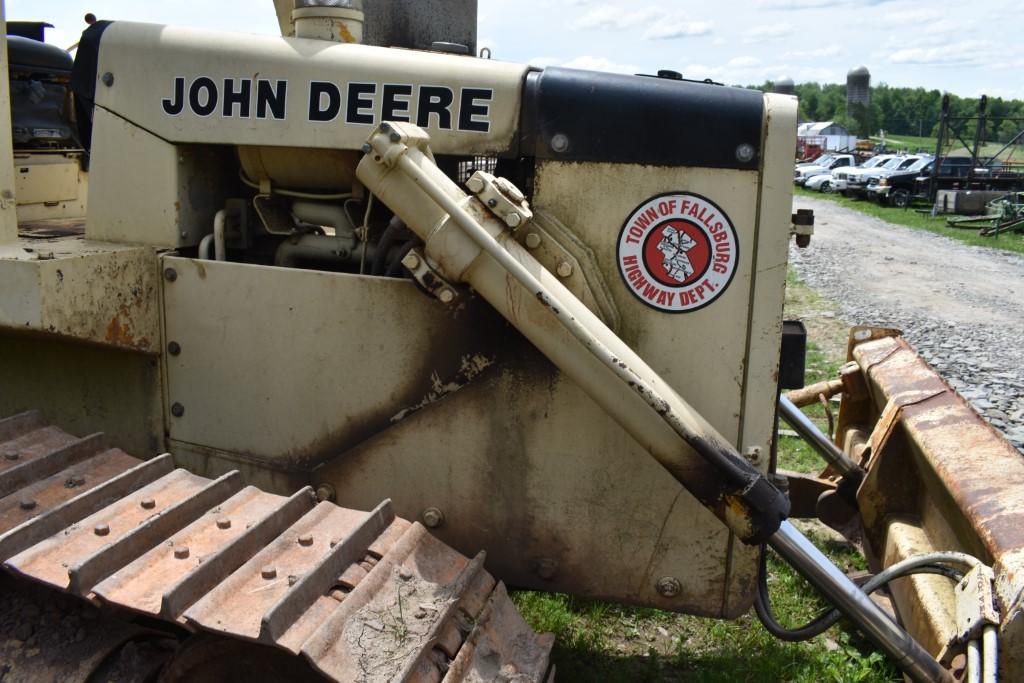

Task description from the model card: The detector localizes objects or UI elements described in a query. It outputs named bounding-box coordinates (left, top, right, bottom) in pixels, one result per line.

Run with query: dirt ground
left=792, top=196, right=1024, bottom=328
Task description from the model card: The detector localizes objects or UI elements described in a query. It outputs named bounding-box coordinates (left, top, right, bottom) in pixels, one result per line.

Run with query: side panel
left=0, top=238, right=160, bottom=353
left=86, top=109, right=233, bottom=247
left=0, top=333, right=164, bottom=456
left=160, top=256, right=503, bottom=471
left=13, top=152, right=88, bottom=223
left=91, top=22, right=527, bottom=156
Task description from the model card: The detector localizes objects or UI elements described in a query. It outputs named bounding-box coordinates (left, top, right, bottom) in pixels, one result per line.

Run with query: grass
left=869, top=134, right=937, bottom=152
left=510, top=271, right=898, bottom=681
left=794, top=185, right=1024, bottom=256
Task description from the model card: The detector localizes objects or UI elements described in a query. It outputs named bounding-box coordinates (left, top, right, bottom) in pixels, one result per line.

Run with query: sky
left=15, top=0, right=1024, bottom=100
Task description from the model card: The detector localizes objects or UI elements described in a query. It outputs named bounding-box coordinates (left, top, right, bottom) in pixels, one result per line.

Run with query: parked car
left=794, top=154, right=854, bottom=186
left=796, top=153, right=833, bottom=168
left=863, top=156, right=927, bottom=203
left=832, top=154, right=897, bottom=197
left=869, top=156, right=934, bottom=207
left=805, top=172, right=836, bottom=193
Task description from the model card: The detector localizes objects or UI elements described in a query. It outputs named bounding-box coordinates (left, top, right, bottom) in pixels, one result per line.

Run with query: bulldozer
left=1, top=1, right=1022, bottom=680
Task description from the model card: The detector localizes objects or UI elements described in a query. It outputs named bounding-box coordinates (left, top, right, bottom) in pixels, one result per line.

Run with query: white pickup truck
left=830, top=154, right=897, bottom=195
left=794, top=154, right=855, bottom=187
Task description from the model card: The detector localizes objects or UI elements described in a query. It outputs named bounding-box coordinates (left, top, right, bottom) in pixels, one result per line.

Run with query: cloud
left=528, top=56, right=562, bottom=69
left=573, top=4, right=714, bottom=40
left=643, top=18, right=714, bottom=40
left=755, top=0, right=839, bottom=7
left=743, top=23, right=792, bottom=42
left=728, top=56, right=761, bottom=68
left=572, top=5, right=661, bottom=30
left=756, top=0, right=896, bottom=8
left=560, top=55, right=643, bottom=74
left=784, top=45, right=842, bottom=59
left=888, top=40, right=993, bottom=67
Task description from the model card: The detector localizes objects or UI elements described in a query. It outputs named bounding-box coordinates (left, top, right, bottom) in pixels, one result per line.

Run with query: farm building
left=797, top=121, right=857, bottom=153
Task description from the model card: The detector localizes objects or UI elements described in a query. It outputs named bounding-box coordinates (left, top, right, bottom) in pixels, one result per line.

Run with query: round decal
left=617, top=193, right=739, bottom=313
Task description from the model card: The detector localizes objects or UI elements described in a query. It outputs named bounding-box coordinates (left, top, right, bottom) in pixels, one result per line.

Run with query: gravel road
left=790, top=196, right=1024, bottom=452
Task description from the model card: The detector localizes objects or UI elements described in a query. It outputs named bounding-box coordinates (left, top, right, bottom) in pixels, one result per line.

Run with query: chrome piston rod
left=356, top=123, right=953, bottom=683
left=778, top=394, right=861, bottom=478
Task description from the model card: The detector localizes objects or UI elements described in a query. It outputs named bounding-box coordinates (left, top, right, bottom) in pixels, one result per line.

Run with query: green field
left=869, top=134, right=1023, bottom=160
left=869, top=134, right=936, bottom=153
left=793, top=186, right=1024, bottom=256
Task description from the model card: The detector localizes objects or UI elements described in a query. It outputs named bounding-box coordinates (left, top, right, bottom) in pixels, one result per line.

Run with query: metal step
left=0, top=412, right=554, bottom=682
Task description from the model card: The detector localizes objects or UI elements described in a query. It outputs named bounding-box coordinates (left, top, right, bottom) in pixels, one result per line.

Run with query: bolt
left=3, top=450, right=19, bottom=461
left=656, top=576, right=681, bottom=598
left=261, top=565, right=277, bottom=580
left=487, top=198, right=498, bottom=208
left=389, top=131, right=401, bottom=142
left=398, top=567, right=413, bottom=581
left=735, top=143, right=756, bottom=163
left=524, top=233, right=542, bottom=250
left=174, top=546, right=190, bottom=559
left=438, top=288, right=456, bottom=304
left=216, top=517, right=231, bottom=530
left=314, top=484, right=335, bottom=503
left=298, top=534, right=314, bottom=547
left=94, top=523, right=110, bottom=537
left=505, top=213, right=522, bottom=228
left=170, top=402, right=185, bottom=418
left=140, top=498, right=156, bottom=510
left=556, top=261, right=573, bottom=278
left=550, top=133, right=569, bottom=153
left=379, top=122, right=391, bottom=133
left=465, top=175, right=485, bottom=194
left=361, top=143, right=372, bottom=154
left=401, top=251, right=421, bottom=271
left=167, top=341, right=181, bottom=356
left=163, top=267, right=177, bottom=282
left=19, top=499, right=36, bottom=511
left=421, top=507, right=445, bottom=529
left=101, top=72, right=114, bottom=87
left=744, top=446, right=762, bottom=466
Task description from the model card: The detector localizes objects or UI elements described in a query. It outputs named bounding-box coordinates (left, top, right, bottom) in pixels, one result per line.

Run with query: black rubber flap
left=522, top=68, right=764, bottom=170
left=70, top=20, right=114, bottom=152
left=7, top=35, right=72, bottom=72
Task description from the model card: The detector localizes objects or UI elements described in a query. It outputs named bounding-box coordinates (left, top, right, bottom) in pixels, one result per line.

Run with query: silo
left=773, top=77, right=795, bottom=96
left=846, top=66, right=871, bottom=113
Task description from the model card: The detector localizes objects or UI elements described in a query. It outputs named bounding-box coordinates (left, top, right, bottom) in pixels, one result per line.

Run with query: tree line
left=752, top=81, right=1024, bottom=144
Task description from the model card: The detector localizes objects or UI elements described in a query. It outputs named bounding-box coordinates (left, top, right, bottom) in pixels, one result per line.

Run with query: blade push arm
left=355, top=122, right=953, bottom=683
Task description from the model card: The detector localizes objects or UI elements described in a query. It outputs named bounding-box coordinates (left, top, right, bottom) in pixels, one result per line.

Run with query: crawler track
left=0, top=411, right=553, bottom=682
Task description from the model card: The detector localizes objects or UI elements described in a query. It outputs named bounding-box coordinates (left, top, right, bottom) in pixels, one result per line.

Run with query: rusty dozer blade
left=0, top=414, right=554, bottom=682
left=831, top=329, right=1024, bottom=680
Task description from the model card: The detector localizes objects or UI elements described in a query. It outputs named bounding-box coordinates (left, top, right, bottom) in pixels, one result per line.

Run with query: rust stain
left=104, top=305, right=151, bottom=351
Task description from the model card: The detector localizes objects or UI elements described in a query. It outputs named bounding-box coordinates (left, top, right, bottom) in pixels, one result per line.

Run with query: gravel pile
left=789, top=196, right=1024, bottom=453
